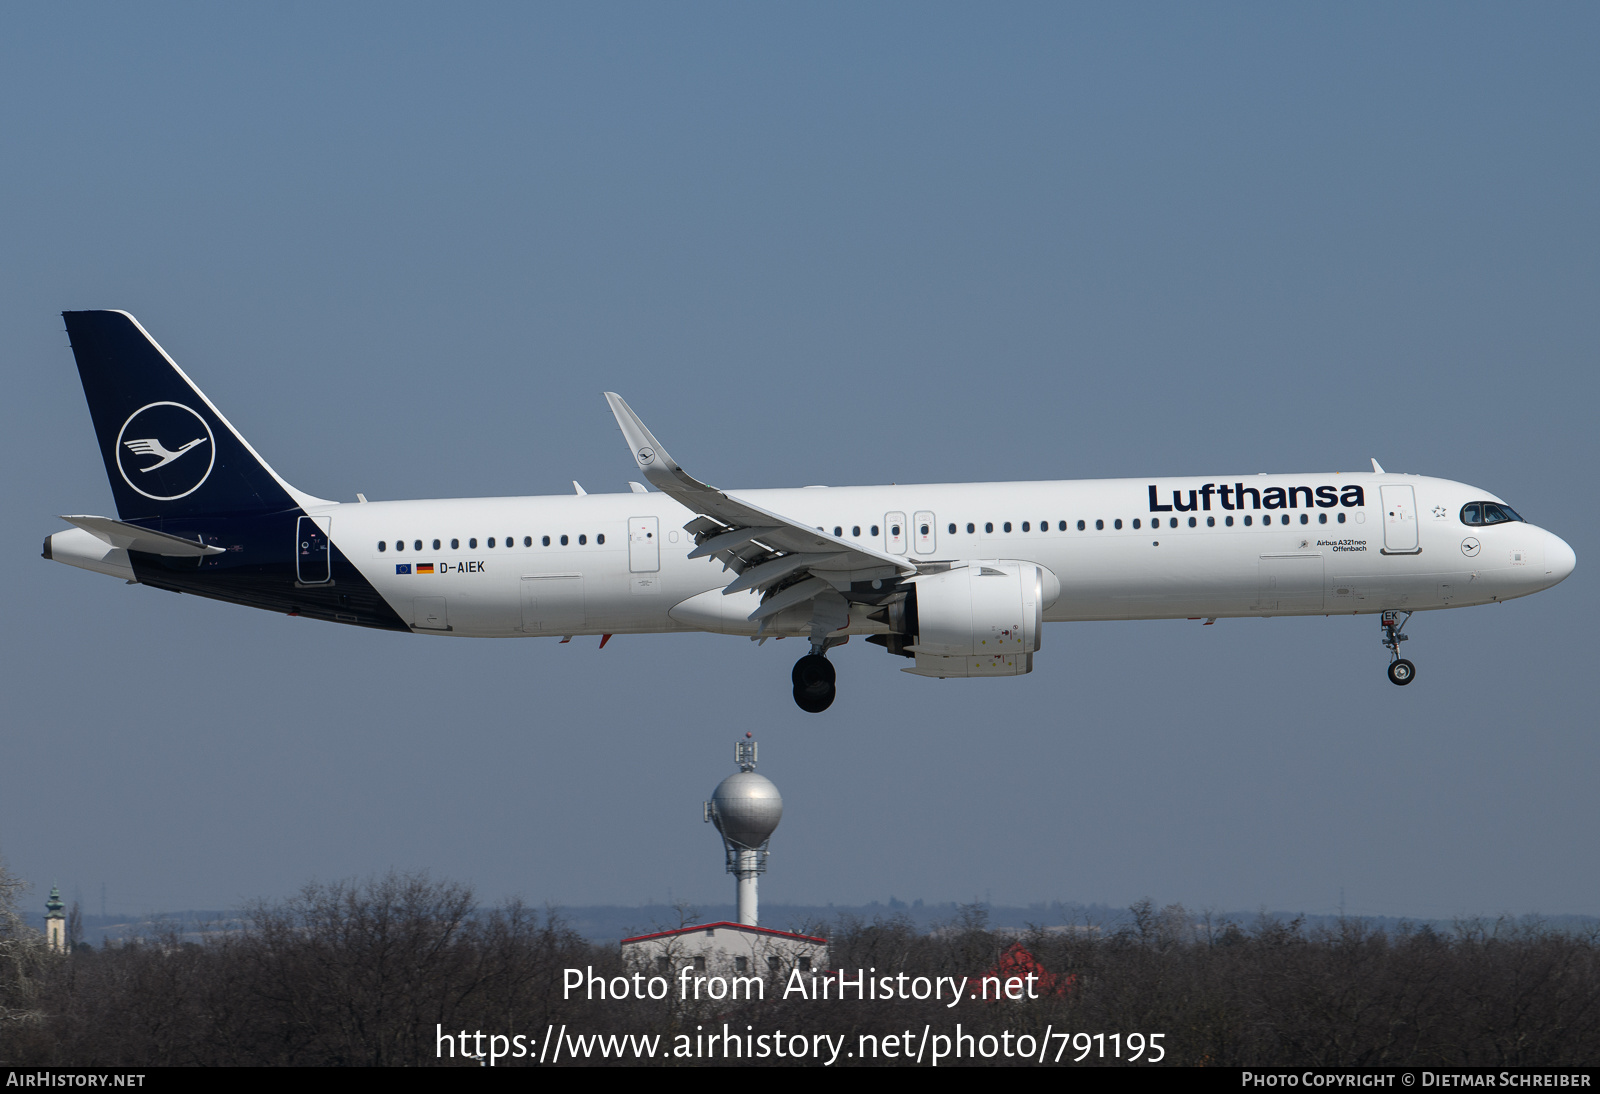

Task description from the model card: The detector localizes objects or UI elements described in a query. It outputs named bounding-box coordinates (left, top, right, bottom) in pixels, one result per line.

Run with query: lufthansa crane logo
left=115, top=402, right=216, bottom=501
left=638, top=447, right=655, bottom=465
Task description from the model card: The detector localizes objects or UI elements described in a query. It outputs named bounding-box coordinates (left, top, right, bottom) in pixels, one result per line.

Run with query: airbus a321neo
left=44, top=311, right=1576, bottom=712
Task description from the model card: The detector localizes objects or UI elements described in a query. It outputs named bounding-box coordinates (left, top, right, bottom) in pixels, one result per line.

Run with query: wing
left=604, top=393, right=917, bottom=623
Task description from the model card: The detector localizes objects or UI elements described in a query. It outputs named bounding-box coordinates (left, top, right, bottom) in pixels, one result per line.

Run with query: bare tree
left=0, top=850, right=46, bottom=1041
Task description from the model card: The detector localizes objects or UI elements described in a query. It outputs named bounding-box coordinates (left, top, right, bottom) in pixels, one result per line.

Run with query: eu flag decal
left=417, top=563, right=435, bottom=574
left=395, top=564, right=411, bottom=575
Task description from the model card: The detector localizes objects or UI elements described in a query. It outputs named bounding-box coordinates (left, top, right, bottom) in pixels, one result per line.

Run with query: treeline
left=0, top=876, right=1596, bottom=1066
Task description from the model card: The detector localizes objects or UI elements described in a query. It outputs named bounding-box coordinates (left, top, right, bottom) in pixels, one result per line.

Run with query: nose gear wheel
left=1380, top=611, right=1416, bottom=686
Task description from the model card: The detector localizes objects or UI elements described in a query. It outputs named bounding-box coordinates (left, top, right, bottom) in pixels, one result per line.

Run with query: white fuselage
left=321, top=472, right=1574, bottom=639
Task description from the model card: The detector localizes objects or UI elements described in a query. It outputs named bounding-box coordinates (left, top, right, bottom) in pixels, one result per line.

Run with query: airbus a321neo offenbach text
left=44, top=311, right=1576, bottom=712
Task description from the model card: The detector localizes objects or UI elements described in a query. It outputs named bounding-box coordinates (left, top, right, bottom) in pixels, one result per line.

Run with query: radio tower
left=704, top=733, right=783, bottom=927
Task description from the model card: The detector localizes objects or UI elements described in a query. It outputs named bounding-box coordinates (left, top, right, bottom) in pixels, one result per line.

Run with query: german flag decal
left=417, top=563, right=435, bottom=574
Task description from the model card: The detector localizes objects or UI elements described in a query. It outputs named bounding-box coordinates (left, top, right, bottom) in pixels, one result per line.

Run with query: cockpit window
left=1461, top=501, right=1523, bottom=526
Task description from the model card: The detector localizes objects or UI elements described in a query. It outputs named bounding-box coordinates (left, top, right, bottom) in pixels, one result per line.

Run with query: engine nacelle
left=895, top=561, right=1056, bottom=678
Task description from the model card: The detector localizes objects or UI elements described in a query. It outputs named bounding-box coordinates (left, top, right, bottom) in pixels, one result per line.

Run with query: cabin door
left=296, top=516, right=331, bottom=584
left=1380, top=485, right=1420, bottom=554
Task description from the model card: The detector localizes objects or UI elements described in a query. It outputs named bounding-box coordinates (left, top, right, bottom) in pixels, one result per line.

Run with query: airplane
left=44, top=310, right=1576, bottom=713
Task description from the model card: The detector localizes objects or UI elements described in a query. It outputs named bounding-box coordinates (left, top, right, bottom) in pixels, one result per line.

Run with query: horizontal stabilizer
left=58, top=515, right=224, bottom=557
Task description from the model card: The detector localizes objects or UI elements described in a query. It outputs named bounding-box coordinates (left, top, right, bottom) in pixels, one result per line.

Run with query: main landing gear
left=1381, top=610, right=1415, bottom=686
left=792, top=648, right=837, bottom=713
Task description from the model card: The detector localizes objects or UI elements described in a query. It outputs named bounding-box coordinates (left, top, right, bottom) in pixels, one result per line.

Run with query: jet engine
left=869, top=561, right=1059, bottom=678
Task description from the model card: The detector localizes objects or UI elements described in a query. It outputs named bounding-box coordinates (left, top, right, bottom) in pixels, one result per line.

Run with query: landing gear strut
left=792, top=649, right=837, bottom=713
left=1381, top=610, right=1415, bottom=686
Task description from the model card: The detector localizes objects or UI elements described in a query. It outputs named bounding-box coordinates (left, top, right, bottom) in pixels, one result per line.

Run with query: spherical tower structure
left=704, top=734, right=782, bottom=927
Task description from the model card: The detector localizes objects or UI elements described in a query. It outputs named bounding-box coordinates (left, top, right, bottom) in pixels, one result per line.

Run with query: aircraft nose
left=1545, top=531, right=1576, bottom=585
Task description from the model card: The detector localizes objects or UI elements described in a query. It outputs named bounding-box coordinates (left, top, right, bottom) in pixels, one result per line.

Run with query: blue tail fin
left=62, top=310, right=306, bottom=520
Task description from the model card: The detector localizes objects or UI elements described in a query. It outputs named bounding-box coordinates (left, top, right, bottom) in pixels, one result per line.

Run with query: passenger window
left=487, top=538, right=496, bottom=548
left=597, top=533, right=605, bottom=544
left=871, top=525, right=880, bottom=536
left=1225, top=516, right=1234, bottom=527
left=1169, top=518, right=1178, bottom=529
left=378, top=541, right=386, bottom=552
left=1281, top=515, right=1290, bottom=525
left=579, top=534, right=587, bottom=545
left=920, top=523, right=930, bottom=536
left=395, top=540, right=404, bottom=552
left=1318, top=514, right=1327, bottom=524
left=1187, top=517, right=1196, bottom=527
left=1077, top=520, right=1086, bottom=531
left=947, top=523, right=956, bottom=535
left=1206, top=516, right=1215, bottom=527
left=1058, top=521, right=1067, bottom=531
left=469, top=538, right=477, bottom=548
left=1021, top=522, right=1030, bottom=532
left=834, top=526, right=843, bottom=537
left=524, top=536, right=532, bottom=547
left=854, top=526, right=862, bottom=537
left=451, top=538, right=459, bottom=549
left=542, top=536, right=550, bottom=546
left=1243, top=516, right=1252, bottom=526
left=967, top=523, right=975, bottom=534
left=1132, top=519, right=1141, bottom=530
left=985, top=523, right=994, bottom=533
left=1003, top=522, right=1012, bottom=532
left=1337, top=513, right=1346, bottom=524
left=1299, top=514, right=1308, bottom=525
left=560, top=535, right=568, bottom=546
left=1095, top=520, right=1104, bottom=530
left=891, top=525, right=900, bottom=537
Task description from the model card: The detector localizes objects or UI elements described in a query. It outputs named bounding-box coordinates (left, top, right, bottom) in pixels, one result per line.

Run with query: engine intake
left=872, top=561, right=1056, bottom=678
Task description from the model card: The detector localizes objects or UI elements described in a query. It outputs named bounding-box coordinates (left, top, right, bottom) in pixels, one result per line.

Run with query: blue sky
left=2, top=3, right=1596, bottom=921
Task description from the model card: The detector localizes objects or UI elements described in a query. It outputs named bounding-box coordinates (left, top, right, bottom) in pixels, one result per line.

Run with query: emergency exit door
left=885, top=512, right=907, bottom=554
left=629, top=516, right=660, bottom=572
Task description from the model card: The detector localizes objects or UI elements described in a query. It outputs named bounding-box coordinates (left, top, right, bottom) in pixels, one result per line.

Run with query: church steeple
left=45, top=885, right=65, bottom=953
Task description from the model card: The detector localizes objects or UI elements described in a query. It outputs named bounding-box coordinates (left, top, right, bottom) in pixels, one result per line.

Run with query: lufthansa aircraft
left=45, top=311, right=1576, bottom=712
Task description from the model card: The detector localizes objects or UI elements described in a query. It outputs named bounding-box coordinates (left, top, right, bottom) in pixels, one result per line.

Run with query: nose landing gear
left=792, top=650, right=837, bottom=713
left=1381, top=610, right=1415, bottom=686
